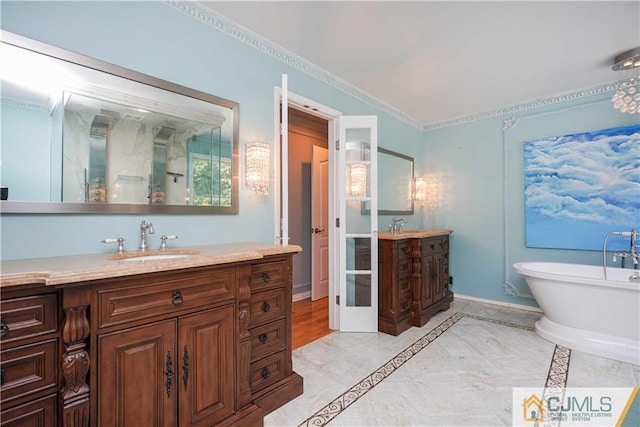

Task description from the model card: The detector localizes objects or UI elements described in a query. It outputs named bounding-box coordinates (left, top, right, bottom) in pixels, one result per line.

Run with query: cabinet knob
left=259, top=333, right=268, bottom=343
left=262, top=301, right=271, bottom=313
left=172, top=290, right=184, bottom=306
left=261, top=366, right=271, bottom=379
left=262, top=272, right=271, bottom=283
left=0, top=318, right=8, bottom=338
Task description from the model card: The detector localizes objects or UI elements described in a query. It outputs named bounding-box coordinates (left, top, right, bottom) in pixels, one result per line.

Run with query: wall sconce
left=413, top=177, right=427, bottom=206
left=413, top=174, right=441, bottom=208
left=245, top=141, right=270, bottom=195
left=347, top=164, right=368, bottom=197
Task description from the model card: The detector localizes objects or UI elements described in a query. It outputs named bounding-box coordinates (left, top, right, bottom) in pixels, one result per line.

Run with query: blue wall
left=423, top=94, right=639, bottom=307
left=0, top=1, right=423, bottom=260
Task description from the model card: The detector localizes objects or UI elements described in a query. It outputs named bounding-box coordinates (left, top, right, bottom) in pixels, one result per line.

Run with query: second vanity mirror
left=0, top=31, right=238, bottom=214
left=363, top=147, right=414, bottom=215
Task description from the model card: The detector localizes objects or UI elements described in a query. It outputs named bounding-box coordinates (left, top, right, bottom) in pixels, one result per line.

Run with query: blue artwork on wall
left=524, top=124, right=640, bottom=251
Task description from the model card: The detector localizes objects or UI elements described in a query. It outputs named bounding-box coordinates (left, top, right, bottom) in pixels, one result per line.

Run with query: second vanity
left=0, top=243, right=303, bottom=427
left=377, top=229, right=453, bottom=336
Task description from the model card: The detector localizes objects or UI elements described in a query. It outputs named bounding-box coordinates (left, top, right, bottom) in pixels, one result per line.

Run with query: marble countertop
left=0, top=242, right=302, bottom=288
left=378, top=229, right=453, bottom=240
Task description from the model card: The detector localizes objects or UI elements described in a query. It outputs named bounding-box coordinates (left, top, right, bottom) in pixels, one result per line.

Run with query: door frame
left=273, top=86, right=341, bottom=330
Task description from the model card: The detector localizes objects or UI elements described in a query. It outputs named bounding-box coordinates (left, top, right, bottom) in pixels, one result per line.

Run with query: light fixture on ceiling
left=611, top=47, right=640, bottom=114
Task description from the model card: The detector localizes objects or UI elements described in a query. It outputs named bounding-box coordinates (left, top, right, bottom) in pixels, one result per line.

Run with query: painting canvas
left=524, top=124, right=640, bottom=251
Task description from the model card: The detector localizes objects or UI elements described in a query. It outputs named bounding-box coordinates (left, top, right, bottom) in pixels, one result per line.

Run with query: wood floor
left=292, top=297, right=333, bottom=349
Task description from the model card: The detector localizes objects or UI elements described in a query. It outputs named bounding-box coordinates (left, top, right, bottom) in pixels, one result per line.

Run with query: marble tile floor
left=265, top=299, right=640, bottom=427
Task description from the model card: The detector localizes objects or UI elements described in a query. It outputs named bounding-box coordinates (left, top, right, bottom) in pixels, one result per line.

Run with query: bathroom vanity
left=378, top=230, right=453, bottom=336
left=0, top=243, right=303, bottom=427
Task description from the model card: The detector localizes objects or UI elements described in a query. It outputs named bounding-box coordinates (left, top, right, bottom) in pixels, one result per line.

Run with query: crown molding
left=166, top=2, right=625, bottom=134
left=423, top=81, right=621, bottom=131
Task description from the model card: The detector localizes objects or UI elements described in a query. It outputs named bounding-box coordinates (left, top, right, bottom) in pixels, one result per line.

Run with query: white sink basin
left=118, top=253, right=193, bottom=262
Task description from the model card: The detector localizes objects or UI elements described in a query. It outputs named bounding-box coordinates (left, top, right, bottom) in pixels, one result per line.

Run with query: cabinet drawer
left=250, top=319, right=286, bottom=362
left=98, top=267, right=235, bottom=329
left=249, top=288, right=286, bottom=328
left=422, top=236, right=447, bottom=256
left=0, top=295, right=57, bottom=345
left=396, top=240, right=413, bottom=260
left=250, top=351, right=286, bottom=392
left=0, top=393, right=57, bottom=427
left=251, top=261, right=288, bottom=291
left=398, top=290, right=412, bottom=316
left=397, top=258, right=411, bottom=279
left=0, top=339, right=58, bottom=405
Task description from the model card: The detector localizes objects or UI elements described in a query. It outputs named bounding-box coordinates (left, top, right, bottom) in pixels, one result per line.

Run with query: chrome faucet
left=603, top=228, right=639, bottom=279
left=139, top=219, right=155, bottom=252
left=389, top=217, right=407, bottom=233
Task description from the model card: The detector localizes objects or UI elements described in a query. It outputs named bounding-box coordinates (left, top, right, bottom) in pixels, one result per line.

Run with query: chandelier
left=611, top=47, right=640, bottom=114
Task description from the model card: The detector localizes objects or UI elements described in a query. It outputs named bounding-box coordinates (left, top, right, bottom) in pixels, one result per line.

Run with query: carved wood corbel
left=61, top=304, right=90, bottom=427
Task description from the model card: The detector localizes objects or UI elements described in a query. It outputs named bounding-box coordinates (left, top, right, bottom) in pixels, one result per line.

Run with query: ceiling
left=197, top=1, right=639, bottom=127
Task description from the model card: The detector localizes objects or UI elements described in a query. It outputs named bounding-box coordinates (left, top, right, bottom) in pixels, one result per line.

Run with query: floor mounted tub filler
left=513, top=262, right=640, bottom=365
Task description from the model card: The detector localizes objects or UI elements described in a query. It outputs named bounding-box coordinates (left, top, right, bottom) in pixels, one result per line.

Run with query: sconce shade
left=245, top=141, right=270, bottom=195
left=347, top=164, right=368, bottom=197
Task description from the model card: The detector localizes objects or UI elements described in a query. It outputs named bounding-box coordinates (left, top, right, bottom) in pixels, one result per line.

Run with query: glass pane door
left=338, top=116, right=377, bottom=332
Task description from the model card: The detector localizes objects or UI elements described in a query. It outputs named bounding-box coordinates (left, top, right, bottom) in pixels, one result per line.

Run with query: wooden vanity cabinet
left=378, top=234, right=453, bottom=336
left=0, top=285, right=60, bottom=427
left=92, top=265, right=258, bottom=427
left=0, top=250, right=302, bottom=427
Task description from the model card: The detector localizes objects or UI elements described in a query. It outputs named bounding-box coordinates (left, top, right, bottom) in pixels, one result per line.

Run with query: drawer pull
left=262, top=301, right=271, bottom=312
left=0, top=318, right=8, bottom=338
left=1, top=368, right=4, bottom=386
left=165, top=351, right=174, bottom=397
left=172, top=291, right=183, bottom=306
left=262, top=272, right=271, bottom=283
left=259, top=333, right=268, bottom=343
left=261, top=367, right=271, bottom=379
left=430, top=244, right=435, bottom=250
left=182, top=345, right=190, bottom=390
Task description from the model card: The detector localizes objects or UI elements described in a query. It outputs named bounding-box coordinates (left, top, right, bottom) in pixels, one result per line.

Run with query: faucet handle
left=160, top=235, right=178, bottom=251
left=102, top=237, right=126, bottom=254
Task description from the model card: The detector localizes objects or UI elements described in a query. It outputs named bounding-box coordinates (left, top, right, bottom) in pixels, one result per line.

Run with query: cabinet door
left=420, top=255, right=436, bottom=309
left=98, top=320, right=177, bottom=427
left=178, top=306, right=234, bottom=427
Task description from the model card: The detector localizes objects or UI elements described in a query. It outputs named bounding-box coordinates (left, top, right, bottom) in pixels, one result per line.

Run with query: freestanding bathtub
left=513, top=262, right=640, bottom=365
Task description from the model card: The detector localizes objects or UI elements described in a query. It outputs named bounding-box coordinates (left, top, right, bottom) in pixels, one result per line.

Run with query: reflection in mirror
left=0, top=30, right=238, bottom=214
left=363, top=147, right=414, bottom=215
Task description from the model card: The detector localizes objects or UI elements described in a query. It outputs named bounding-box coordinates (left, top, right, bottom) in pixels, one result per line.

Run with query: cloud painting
left=524, top=124, right=640, bottom=251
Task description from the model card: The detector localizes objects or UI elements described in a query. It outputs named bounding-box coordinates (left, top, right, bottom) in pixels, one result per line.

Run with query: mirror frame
left=0, top=30, right=239, bottom=214
left=363, top=146, right=414, bottom=215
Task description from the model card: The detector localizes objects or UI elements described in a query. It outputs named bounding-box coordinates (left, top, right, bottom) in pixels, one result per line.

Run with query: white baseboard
left=292, top=291, right=311, bottom=302
left=455, top=293, right=542, bottom=313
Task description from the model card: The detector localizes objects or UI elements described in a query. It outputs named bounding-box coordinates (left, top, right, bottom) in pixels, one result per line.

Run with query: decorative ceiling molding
left=423, top=81, right=621, bottom=131
left=166, top=1, right=623, bottom=134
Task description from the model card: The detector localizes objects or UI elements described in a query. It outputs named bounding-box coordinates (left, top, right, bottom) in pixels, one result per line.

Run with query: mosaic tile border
left=297, top=312, right=570, bottom=427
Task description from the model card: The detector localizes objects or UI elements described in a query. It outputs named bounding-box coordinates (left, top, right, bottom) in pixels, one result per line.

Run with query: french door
left=337, top=116, right=378, bottom=332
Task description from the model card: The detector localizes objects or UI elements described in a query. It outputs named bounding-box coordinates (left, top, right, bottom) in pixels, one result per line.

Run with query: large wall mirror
left=363, top=147, right=414, bottom=215
left=0, top=31, right=239, bottom=214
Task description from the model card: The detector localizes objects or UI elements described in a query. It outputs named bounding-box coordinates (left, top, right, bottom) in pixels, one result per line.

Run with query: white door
left=311, top=146, right=329, bottom=301
left=337, top=116, right=378, bottom=332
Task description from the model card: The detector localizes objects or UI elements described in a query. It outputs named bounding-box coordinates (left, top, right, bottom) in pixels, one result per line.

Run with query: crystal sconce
left=245, top=141, right=270, bottom=195
left=347, top=164, right=368, bottom=197
left=413, top=174, right=441, bottom=208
